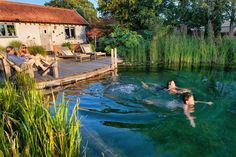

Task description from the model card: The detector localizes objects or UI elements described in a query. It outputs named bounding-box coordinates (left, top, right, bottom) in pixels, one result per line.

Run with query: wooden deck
left=36, top=57, right=118, bottom=89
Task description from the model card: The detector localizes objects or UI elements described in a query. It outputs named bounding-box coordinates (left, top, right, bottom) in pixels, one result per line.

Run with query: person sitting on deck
left=6, top=46, right=51, bottom=75
left=19, top=44, right=53, bottom=65
left=141, top=80, right=190, bottom=94
left=183, top=92, right=213, bottom=128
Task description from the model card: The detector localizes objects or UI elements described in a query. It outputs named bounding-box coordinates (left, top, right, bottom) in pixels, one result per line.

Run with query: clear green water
left=55, top=66, right=236, bottom=157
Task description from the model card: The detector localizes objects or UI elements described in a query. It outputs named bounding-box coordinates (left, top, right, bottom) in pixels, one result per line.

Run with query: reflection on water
left=53, top=65, right=236, bottom=157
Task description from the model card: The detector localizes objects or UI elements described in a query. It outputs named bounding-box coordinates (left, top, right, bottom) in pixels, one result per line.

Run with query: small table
left=86, top=52, right=97, bottom=60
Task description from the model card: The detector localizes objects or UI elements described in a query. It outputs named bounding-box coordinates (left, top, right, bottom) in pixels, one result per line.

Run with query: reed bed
left=120, top=34, right=236, bottom=67
left=0, top=74, right=80, bottom=157
left=118, top=39, right=149, bottom=65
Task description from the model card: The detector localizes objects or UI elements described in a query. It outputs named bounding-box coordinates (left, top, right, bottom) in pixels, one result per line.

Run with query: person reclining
left=6, top=46, right=51, bottom=75
left=19, top=44, right=53, bottom=66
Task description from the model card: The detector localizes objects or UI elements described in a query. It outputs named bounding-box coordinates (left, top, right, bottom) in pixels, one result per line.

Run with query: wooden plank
left=2, top=58, right=11, bottom=78
left=114, top=48, right=118, bottom=69
left=35, top=57, right=119, bottom=89
left=36, top=65, right=113, bottom=89
left=53, top=60, right=59, bottom=78
left=111, top=49, right=114, bottom=70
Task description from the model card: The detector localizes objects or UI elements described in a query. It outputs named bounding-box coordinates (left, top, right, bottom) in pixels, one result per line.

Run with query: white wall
left=0, top=23, right=41, bottom=47
left=0, top=22, right=87, bottom=50
left=51, top=24, right=87, bottom=45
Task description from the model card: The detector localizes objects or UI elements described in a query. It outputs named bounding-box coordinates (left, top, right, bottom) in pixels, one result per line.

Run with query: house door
left=39, top=26, right=53, bottom=51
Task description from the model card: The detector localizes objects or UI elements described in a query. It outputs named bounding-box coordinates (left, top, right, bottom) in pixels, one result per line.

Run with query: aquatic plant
left=116, top=33, right=236, bottom=67
left=0, top=74, right=80, bottom=156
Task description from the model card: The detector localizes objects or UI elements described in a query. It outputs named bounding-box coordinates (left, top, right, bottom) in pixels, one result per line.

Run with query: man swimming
left=183, top=93, right=213, bottom=128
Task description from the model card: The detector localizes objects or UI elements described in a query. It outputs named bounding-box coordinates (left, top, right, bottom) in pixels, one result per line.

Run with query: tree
left=98, top=0, right=162, bottom=30
left=45, top=0, right=78, bottom=8
left=157, top=0, right=227, bottom=37
left=45, top=0, right=98, bottom=24
left=211, top=0, right=227, bottom=36
left=157, top=0, right=208, bottom=30
left=157, top=0, right=179, bottom=26
left=225, top=0, right=236, bottom=36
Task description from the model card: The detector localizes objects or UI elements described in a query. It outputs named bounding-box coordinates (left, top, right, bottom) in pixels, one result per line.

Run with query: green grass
left=0, top=74, right=80, bottom=156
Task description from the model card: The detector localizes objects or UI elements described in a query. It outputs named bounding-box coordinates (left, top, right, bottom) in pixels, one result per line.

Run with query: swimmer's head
left=183, top=93, right=195, bottom=105
left=167, top=80, right=176, bottom=89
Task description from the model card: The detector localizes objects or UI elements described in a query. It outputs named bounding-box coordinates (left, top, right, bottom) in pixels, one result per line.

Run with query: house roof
left=0, top=1, right=89, bottom=25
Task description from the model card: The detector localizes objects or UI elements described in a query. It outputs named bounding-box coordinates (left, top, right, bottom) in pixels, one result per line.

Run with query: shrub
left=0, top=45, right=5, bottom=52
left=9, top=40, right=22, bottom=50
left=90, top=43, right=95, bottom=51
left=98, top=25, right=143, bottom=55
left=28, top=45, right=47, bottom=56
left=62, top=42, right=72, bottom=50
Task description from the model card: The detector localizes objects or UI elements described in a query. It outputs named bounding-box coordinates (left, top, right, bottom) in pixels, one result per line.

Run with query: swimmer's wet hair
left=183, top=92, right=193, bottom=104
left=167, top=80, right=174, bottom=87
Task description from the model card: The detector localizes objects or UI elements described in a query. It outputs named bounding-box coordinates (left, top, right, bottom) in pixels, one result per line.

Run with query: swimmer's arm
left=175, top=89, right=191, bottom=94
left=141, top=81, right=149, bottom=89
left=195, top=101, right=213, bottom=105
left=184, top=107, right=196, bottom=128
left=141, top=81, right=159, bottom=90
left=175, top=87, right=191, bottom=93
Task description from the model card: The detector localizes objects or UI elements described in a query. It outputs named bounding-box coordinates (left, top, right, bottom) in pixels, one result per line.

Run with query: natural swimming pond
left=54, top=65, right=236, bottom=157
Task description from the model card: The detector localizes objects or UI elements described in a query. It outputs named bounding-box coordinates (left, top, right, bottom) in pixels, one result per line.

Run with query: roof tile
left=0, top=1, right=89, bottom=25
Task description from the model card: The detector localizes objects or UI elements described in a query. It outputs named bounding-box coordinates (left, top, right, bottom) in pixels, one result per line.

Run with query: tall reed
left=0, top=74, right=80, bottom=157
left=120, top=33, right=236, bottom=67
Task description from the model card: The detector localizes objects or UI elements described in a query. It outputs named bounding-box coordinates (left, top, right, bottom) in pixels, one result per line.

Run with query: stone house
left=0, top=1, right=89, bottom=51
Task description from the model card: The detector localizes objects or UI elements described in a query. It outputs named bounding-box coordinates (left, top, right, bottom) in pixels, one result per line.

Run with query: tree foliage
left=98, top=0, right=235, bottom=37
left=45, top=0, right=98, bottom=23
left=157, top=0, right=230, bottom=37
left=98, top=25, right=143, bottom=54
left=98, top=0, right=162, bottom=30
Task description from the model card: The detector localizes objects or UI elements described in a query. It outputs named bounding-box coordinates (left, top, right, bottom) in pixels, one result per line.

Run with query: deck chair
left=0, top=52, right=34, bottom=78
left=58, top=47, right=91, bottom=63
left=80, top=44, right=106, bottom=60
left=0, top=52, right=58, bottom=78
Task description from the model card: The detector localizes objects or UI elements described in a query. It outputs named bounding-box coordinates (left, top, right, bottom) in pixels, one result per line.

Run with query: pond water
left=54, top=65, right=236, bottom=157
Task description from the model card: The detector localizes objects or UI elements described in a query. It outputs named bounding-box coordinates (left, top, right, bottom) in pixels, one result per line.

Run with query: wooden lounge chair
left=57, top=47, right=91, bottom=62
left=80, top=44, right=106, bottom=60
left=0, top=51, right=34, bottom=78
left=0, top=52, right=58, bottom=78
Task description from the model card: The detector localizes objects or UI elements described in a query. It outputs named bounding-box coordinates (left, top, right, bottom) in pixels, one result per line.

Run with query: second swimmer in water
left=183, top=93, right=213, bottom=128
left=141, top=80, right=190, bottom=94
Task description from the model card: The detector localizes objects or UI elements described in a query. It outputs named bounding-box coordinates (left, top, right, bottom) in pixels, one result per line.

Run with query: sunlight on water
left=53, top=66, right=236, bottom=157
left=108, top=83, right=138, bottom=94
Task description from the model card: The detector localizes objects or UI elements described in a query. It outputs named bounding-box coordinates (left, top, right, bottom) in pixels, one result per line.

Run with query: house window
left=65, top=26, right=76, bottom=39
left=0, top=23, right=16, bottom=37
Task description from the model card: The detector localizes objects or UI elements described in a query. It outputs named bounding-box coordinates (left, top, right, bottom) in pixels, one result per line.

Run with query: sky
left=9, top=0, right=98, bottom=8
